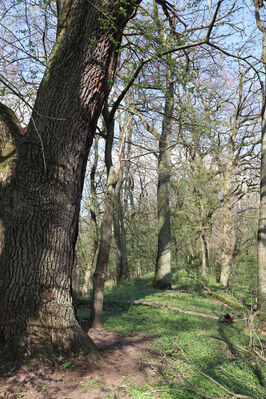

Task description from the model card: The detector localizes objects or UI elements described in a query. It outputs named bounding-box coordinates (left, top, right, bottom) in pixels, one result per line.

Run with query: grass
left=76, top=268, right=265, bottom=399
left=80, top=378, right=100, bottom=391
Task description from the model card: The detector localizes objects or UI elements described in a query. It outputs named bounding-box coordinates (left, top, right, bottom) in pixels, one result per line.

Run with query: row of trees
left=75, top=0, right=263, bottom=327
left=0, top=0, right=265, bottom=361
left=76, top=52, right=260, bottom=289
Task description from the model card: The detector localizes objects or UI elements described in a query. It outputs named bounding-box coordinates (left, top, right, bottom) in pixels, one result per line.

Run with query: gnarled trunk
left=0, top=0, right=140, bottom=361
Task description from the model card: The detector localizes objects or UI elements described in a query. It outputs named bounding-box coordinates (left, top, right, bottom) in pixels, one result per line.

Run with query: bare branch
left=206, top=0, right=224, bottom=41
left=254, top=1, right=265, bottom=33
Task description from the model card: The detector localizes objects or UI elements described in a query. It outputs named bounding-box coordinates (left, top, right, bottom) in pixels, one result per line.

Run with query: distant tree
left=80, top=135, right=100, bottom=297
left=254, top=0, right=266, bottom=305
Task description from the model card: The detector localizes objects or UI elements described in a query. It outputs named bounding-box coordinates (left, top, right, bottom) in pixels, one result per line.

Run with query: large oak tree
left=0, top=0, right=140, bottom=361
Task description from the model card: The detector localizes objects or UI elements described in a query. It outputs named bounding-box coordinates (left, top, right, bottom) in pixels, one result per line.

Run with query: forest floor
left=0, top=330, right=159, bottom=399
left=0, top=269, right=265, bottom=399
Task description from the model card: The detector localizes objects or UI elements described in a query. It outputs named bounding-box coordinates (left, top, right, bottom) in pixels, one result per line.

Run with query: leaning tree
left=0, top=0, right=141, bottom=361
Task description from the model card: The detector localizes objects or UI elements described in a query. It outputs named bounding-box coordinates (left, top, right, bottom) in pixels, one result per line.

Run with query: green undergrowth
left=76, top=270, right=265, bottom=399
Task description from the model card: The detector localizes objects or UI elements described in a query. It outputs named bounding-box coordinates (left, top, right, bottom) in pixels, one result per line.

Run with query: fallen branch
left=199, top=334, right=266, bottom=363
left=179, top=348, right=259, bottom=399
left=204, top=291, right=245, bottom=310
left=133, top=300, right=220, bottom=320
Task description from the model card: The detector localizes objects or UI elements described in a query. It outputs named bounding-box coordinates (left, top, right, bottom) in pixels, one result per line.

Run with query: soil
left=0, top=329, right=160, bottom=399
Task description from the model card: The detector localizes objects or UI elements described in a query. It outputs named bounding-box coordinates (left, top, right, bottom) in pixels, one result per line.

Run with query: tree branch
left=133, top=300, right=220, bottom=320
left=199, top=334, right=266, bottom=362
left=108, top=0, right=225, bottom=122
left=254, top=1, right=265, bottom=33
left=206, top=0, right=224, bottom=41
left=0, top=102, right=24, bottom=143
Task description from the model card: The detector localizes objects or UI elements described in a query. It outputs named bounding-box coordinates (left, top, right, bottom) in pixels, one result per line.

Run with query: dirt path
left=0, top=330, right=158, bottom=399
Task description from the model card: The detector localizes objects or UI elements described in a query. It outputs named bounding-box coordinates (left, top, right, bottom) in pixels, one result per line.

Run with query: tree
left=211, top=66, right=260, bottom=287
left=89, top=104, right=124, bottom=328
left=80, top=135, right=100, bottom=297
left=254, top=0, right=266, bottom=305
left=0, top=0, right=140, bottom=361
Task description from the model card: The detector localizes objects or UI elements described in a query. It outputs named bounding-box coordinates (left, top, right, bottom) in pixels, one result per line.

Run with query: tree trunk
left=73, top=260, right=81, bottom=294
left=89, top=113, right=116, bottom=329
left=89, top=166, right=117, bottom=328
left=153, top=66, right=173, bottom=290
left=112, top=102, right=133, bottom=283
left=113, top=191, right=129, bottom=282
left=200, top=232, right=209, bottom=278
left=89, top=111, right=117, bottom=328
left=89, top=94, right=128, bottom=327
left=81, top=136, right=99, bottom=297
left=258, top=90, right=266, bottom=305
left=256, top=18, right=266, bottom=305
left=219, top=163, right=235, bottom=288
left=0, top=0, right=140, bottom=361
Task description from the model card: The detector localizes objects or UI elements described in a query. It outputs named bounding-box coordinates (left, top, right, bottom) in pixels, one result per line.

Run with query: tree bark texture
left=153, top=66, right=173, bottom=290
left=0, top=0, right=140, bottom=360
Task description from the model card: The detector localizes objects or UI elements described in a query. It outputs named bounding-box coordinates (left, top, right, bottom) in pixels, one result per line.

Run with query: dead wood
left=199, top=334, right=266, bottom=363
left=133, top=300, right=220, bottom=320
left=204, top=291, right=244, bottom=310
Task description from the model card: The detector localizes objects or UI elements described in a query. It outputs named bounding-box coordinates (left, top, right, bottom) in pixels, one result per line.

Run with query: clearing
left=0, top=271, right=265, bottom=399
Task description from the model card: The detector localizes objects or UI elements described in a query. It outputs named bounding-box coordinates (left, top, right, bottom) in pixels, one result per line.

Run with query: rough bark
left=0, top=0, right=140, bottom=361
left=153, top=66, right=173, bottom=290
